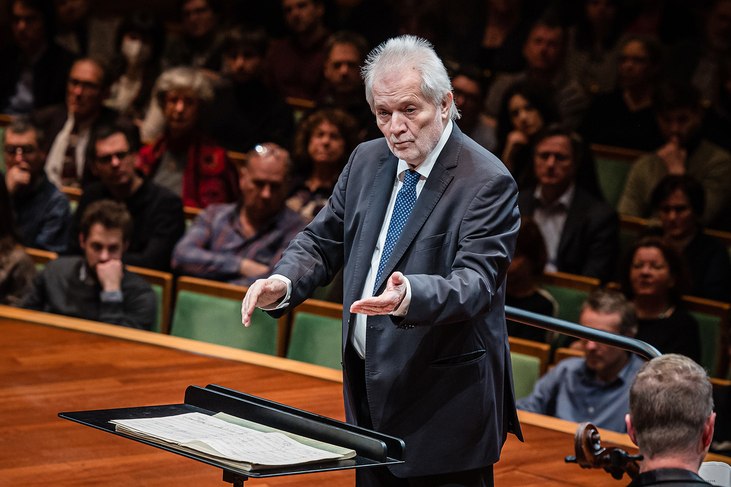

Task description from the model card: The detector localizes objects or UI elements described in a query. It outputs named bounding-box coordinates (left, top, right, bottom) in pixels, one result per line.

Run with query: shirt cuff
left=260, top=274, right=292, bottom=310
left=100, top=290, right=123, bottom=302
left=390, top=275, right=411, bottom=317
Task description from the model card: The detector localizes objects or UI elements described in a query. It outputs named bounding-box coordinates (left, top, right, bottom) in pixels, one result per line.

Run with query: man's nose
left=391, top=112, right=408, bottom=133
left=175, top=99, right=186, bottom=112
left=260, top=183, right=272, bottom=199
left=100, top=248, right=110, bottom=262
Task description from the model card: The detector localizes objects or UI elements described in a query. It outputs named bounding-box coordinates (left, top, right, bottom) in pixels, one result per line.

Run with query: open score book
left=110, top=412, right=356, bottom=471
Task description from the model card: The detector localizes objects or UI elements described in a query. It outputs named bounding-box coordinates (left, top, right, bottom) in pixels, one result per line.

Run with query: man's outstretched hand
left=350, top=272, right=408, bottom=316
left=241, top=278, right=287, bottom=326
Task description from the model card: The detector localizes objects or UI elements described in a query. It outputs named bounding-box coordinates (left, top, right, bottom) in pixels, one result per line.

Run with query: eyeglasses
left=95, top=151, right=130, bottom=164
left=4, top=145, right=37, bottom=155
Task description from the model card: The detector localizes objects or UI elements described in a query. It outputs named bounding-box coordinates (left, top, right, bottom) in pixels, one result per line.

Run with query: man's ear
left=626, top=414, right=639, bottom=446
left=441, top=92, right=453, bottom=119
left=89, top=160, right=99, bottom=176
left=122, top=239, right=130, bottom=254
left=702, top=412, right=716, bottom=451
left=79, top=232, right=86, bottom=251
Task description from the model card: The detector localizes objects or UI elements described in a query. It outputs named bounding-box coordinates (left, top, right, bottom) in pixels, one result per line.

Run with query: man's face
left=66, top=60, right=105, bottom=121
left=282, top=0, right=324, bottom=35
left=4, top=129, right=44, bottom=181
left=372, top=68, right=450, bottom=168
left=523, top=25, right=564, bottom=71
left=657, top=107, right=703, bottom=146
left=181, top=0, right=217, bottom=39
left=706, top=0, right=731, bottom=52
left=533, top=135, right=576, bottom=190
left=452, top=75, right=482, bottom=124
left=92, top=132, right=136, bottom=189
left=223, top=47, right=262, bottom=83
left=12, top=1, right=46, bottom=54
left=80, top=223, right=125, bottom=272
left=619, top=40, right=653, bottom=89
left=581, top=308, right=629, bottom=377
left=164, top=88, right=200, bottom=136
left=659, top=189, right=698, bottom=240
left=324, top=43, right=362, bottom=93
left=240, top=153, right=289, bottom=221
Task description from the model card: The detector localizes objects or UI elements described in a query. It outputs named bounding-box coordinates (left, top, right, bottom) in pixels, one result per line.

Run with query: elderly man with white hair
left=242, top=35, right=522, bottom=486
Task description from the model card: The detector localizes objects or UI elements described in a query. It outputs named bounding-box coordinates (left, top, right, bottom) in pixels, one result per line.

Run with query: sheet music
left=110, top=412, right=347, bottom=466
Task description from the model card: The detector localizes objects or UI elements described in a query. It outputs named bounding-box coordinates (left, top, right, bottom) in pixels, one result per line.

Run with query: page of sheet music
left=110, top=412, right=344, bottom=466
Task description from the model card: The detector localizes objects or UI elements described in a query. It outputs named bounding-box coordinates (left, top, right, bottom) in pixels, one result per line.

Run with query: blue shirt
left=13, top=174, right=71, bottom=253
left=516, top=353, right=645, bottom=432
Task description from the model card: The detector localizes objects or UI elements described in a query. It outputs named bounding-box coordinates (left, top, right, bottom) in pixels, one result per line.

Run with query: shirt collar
left=534, top=183, right=575, bottom=209
left=396, top=120, right=452, bottom=180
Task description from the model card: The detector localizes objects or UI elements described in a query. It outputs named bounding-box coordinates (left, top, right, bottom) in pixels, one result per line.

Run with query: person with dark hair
left=65, top=122, right=185, bottom=272
left=162, top=0, right=226, bottom=71
left=579, top=35, right=665, bottom=151
left=451, top=63, right=498, bottom=152
left=286, top=108, right=359, bottom=222
left=4, top=118, right=71, bottom=252
left=53, top=0, right=121, bottom=62
left=620, top=236, right=701, bottom=362
left=618, top=81, right=731, bottom=231
left=650, top=175, right=731, bottom=303
left=518, top=124, right=619, bottom=282
left=105, top=11, right=166, bottom=123
left=0, top=176, right=36, bottom=307
left=0, top=0, right=76, bottom=115
left=517, top=289, right=644, bottom=433
left=21, top=199, right=156, bottom=330
left=505, top=217, right=557, bottom=342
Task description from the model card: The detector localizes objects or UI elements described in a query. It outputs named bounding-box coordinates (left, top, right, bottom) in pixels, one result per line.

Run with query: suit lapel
left=557, top=189, right=583, bottom=258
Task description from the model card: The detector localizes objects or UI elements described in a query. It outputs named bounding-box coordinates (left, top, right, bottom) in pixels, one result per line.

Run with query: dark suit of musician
left=269, top=122, right=523, bottom=477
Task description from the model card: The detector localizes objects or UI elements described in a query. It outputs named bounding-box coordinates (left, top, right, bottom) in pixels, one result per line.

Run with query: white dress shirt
left=532, top=183, right=575, bottom=273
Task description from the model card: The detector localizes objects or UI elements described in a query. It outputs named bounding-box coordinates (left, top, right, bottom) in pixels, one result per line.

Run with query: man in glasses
left=65, top=122, right=185, bottom=272
left=4, top=117, right=71, bottom=252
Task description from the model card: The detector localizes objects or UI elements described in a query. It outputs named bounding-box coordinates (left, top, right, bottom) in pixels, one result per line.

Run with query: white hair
left=362, top=35, right=459, bottom=120
left=154, top=67, right=215, bottom=107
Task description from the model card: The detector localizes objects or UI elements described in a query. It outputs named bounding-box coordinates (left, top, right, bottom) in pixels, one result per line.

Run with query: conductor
left=242, top=35, right=522, bottom=486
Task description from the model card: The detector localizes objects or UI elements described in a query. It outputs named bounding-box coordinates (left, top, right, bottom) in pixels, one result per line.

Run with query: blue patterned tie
left=373, top=169, right=420, bottom=294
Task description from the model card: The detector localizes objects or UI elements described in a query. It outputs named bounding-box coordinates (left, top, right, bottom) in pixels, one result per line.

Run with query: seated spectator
left=517, top=289, right=644, bottom=433
left=161, top=0, right=225, bottom=71
left=4, top=118, right=71, bottom=252
left=579, top=35, right=665, bottom=151
left=66, top=122, right=185, bottom=271
left=172, top=143, right=306, bottom=286
left=618, top=82, right=731, bottom=231
left=264, top=0, right=330, bottom=101
left=33, top=57, right=119, bottom=188
left=517, top=124, right=619, bottom=282
left=625, top=354, right=715, bottom=487
left=0, top=0, right=76, bottom=115
left=0, top=176, right=36, bottom=307
left=316, top=31, right=378, bottom=141
left=485, top=17, right=589, bottom=131
left=451, top=63, right=498, bottom=152
left=21, top=199, right=156, bottom=330
left=620, top=236, right=701, bottom=363
left=136, top=67, right=239, bottom=208
left=287, top=108, right=359, bottom=222
left=201, top=27, right=294, bottom=153
left=506, top=217, right=558, bottom=342
left=651, top=175, right=731, bottom=303
left=53, top=0, right=120, bottom=62
left=104, top=11, right=166, bottom=124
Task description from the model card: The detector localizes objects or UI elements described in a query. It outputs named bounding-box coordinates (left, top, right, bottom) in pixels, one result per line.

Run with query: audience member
left=161, top=0, right=225, bottom=71
left=517, top=289, right=644, bottom=433
left=136, top=67, right=239, bottom=208
left=505, top=217, right=558, bottom=342
left=0, top=0, right=76, bottom=115
left=0, top=176, right=36, bottom=307
left=618, top=82, right=731, bottom=231
left=22, top=199, right=157, bottom=330
left=53, top=0, right=120, bottom=62
left=650, top=175, right=731, bottom=303
left=287, top=108, right=359, bottom=222
left=451, top=63, right=498, bottom=152
left=517, top=125, right=619, bottom=282
left=623, top=0, right=698, bottom=46
left=172, top=143, right=306, bottom=286
left=625, top=354, right=714, bottom=487
left=33, top=57, right=119, bottom=188
left=485, top=17, right=589, bottom=131
left=4, top=118, right=71, bottom=253
left=264, top=0, right=330, bottom=101
left=104, top=11, right=166, bottom=123
left=66, top=122, right=185, bottom=272
left=580, top=35, right=665, bottom=151
left=620, top=236, right=701, bottom=362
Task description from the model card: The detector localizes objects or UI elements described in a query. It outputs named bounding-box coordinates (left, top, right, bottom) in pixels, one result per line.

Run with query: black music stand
left=60, top=384, right=405, bottom=486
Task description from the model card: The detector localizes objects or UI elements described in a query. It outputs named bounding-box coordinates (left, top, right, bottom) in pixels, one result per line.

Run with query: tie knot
left=403, top=169, right=420, bottom=188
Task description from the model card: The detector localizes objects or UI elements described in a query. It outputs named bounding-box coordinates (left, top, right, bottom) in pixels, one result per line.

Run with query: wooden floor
left=0, top=306, right=725, bottom=487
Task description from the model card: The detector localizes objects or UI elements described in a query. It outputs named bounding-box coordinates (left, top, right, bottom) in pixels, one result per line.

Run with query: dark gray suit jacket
left=271, top=125, right=522, bottom=477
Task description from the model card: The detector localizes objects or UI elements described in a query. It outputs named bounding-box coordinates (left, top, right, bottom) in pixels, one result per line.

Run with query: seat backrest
left=591, top=144, right=645, bottom=208
left=286, top=312, right=342, bottom=369
left=25, top=247, right=58, bottom=271
left=171, top=277, right=282, bottom=355
left=683, top=296, right=730, bottom=378
left=541, top=271, right=600, bottom=325
left=127, top=265, right=173, bottom=335
left=509, top=336, right=551, bottom=376
left=511, top=352, right=541, bottom=400
left=553, top=347, right=585, bottom=366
